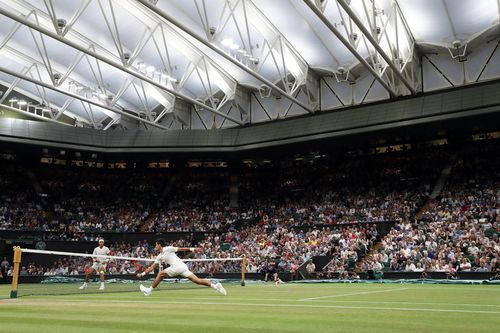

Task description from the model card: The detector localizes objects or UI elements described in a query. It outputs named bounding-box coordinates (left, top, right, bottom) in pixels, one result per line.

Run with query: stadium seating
left=1, top=142, right=498, bottom=276
left=363, top=142, right=499, bottom=274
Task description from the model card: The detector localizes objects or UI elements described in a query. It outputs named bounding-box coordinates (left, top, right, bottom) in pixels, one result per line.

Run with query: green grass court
left=1, top=283, right=499, bottom=333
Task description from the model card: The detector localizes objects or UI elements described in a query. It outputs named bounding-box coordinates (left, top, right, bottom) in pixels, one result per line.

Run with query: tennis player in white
left=79, top=238, right=110, bottom=291
left=136, top=238, right=226, bottom=296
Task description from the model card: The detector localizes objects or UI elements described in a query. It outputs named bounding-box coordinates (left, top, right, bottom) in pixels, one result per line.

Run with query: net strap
left=20, top=248, right=243, bottom=262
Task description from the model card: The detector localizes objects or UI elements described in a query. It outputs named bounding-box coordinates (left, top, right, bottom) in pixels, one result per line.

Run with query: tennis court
left=1, top=283, right=499, bottom=333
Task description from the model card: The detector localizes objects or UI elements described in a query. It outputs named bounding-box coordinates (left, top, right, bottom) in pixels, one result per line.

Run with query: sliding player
left=79, top=238, right=110, bottom=291
left=136, top=238, right=226, bottom=296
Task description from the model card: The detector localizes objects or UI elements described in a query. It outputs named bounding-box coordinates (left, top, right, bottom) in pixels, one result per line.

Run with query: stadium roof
left=0, top=0, right=499, bottom=130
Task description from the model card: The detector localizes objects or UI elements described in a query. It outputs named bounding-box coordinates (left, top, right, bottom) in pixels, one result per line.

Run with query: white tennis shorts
left=91, top=262, right=107, bottom=272
left=163, top=263, right=193, bottom=278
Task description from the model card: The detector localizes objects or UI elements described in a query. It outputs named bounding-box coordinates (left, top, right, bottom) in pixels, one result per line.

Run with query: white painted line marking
left=298, top=287, right=409, bottom=301
left=11, top=295, right=500, bottom=308
left=6, top=298, right=500, bottom=315
left=311, top=299, right=500, bottom=308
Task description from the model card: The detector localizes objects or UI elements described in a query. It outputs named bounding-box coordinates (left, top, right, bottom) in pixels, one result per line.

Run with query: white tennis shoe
left=79, top=282, right=87, bottom=290
left=215, top=282, right=227, bottom=296
left=99, top=283, right=105, bottom=291
left=140, top=284, right=152, bottom=296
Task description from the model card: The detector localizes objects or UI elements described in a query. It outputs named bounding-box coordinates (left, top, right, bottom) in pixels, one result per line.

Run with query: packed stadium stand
left=363, top=141, right=500, bottom=275
left=1, top=141, right=498, bottom=279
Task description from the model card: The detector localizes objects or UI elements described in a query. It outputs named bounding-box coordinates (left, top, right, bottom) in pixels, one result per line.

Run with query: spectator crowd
left=1, top=142, right=498, bottom=277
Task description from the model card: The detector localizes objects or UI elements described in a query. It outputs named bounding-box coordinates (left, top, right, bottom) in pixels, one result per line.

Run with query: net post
left=241, top=255, right=246, bottom=287
left=10, top=246, right=22, bottom=298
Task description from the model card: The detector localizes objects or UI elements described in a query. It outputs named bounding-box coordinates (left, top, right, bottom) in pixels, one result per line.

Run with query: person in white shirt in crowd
left=459, top=258, right=472, bottom=271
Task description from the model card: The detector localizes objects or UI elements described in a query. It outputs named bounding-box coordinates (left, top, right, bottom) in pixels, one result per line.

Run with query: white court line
left=298, top=287, right=409, bottom=301
left=5, top=298, right=500, bottom=315
left=16, top=295, right=500, bottom=308
left=310, top=299, right=500, bottom=308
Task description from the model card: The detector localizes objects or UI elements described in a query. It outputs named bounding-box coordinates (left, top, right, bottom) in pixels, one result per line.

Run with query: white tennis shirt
left=92, top=246, right=110, bottom=263
left=154, top=246, right=184, bottom=267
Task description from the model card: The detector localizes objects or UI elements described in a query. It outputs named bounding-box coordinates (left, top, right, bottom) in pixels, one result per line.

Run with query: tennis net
left=9, top=247, right=245, bottom=298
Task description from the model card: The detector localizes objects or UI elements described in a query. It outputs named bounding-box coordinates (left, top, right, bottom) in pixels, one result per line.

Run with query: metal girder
left=336, top=0, right=417, bottom=94
left=289, top=0, right=341, bottom=67
left=116, top=1, right=248, bottom=126
left=212, top=0, right=311, bottom=99
left=0, top=14, right=25, bottom=50
left=60, top=0, right=92, bottom=37
left=54, top=97, right=75, bottom=120
left=0, top=65, right=170, bottom=130
left=0, top=72, right=78, bottom=126
left=136, top=0, right=314, bottom=114
left=0, top=6, right=244, bottom=126
left=96, top=0, right=127, bottom=62
left=0, top=59, right=91, bottom=125
left=1, top=43, right=119, bottom=125
left=122, top=2, right=237, bottom=91
left=476, top=39, right=500, bottom=82
left=0, top=65, right=34, bottom=104
left=0, top=102, right=73, bottom=126
left=303, top=0, right=397, bottom=97
left=231, top=85, right=250, bottom=123
left=248, top=0, right=308, bottom=81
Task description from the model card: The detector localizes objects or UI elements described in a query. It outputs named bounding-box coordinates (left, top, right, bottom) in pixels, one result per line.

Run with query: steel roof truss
left=137, top=0, right=313, bottom=114
left=56, top=50, right=86, bottom=88
left=80, top=100, right=97, bottom=128
left=0, top=2, right=244, bottom=125
left=0, top=65, right=169, bottom=129
left=304, top=0, right=396, bottom=97
left=0, top=14, right=27, bottom=50
left=96, top=0, right=126, bottom=62
left=127, top=23, right=161, bottom=68
left=29, top=16, right=57, bottom=86
left=0, top=65, right=33, bottom=104
left=54, top=97, right=75, bottom=120
left=30, top=64, right=52, bottom=108
left=336, top=0, right=417, bottom=95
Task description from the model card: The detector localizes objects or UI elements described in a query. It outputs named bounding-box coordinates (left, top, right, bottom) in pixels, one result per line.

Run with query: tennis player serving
left=136, top=238, right=226, bottom=296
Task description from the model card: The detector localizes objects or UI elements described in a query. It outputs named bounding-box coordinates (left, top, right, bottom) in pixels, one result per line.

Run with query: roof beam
left=0, top=65, right=170, bottom=130
left=1, top=44, right=119, bottom=122
left=0, top=65, right=34, bottom=104
left=135, top=0, right=314, bottom=114
left=1, top=102, right=72, bottom=126
left=303, top=0, right=397, bottom=97
left=0, top=6, right=244, bottom=126
left=336, top=0, right=416, bottom=94
left=0, top=74, right=89, bottom=124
